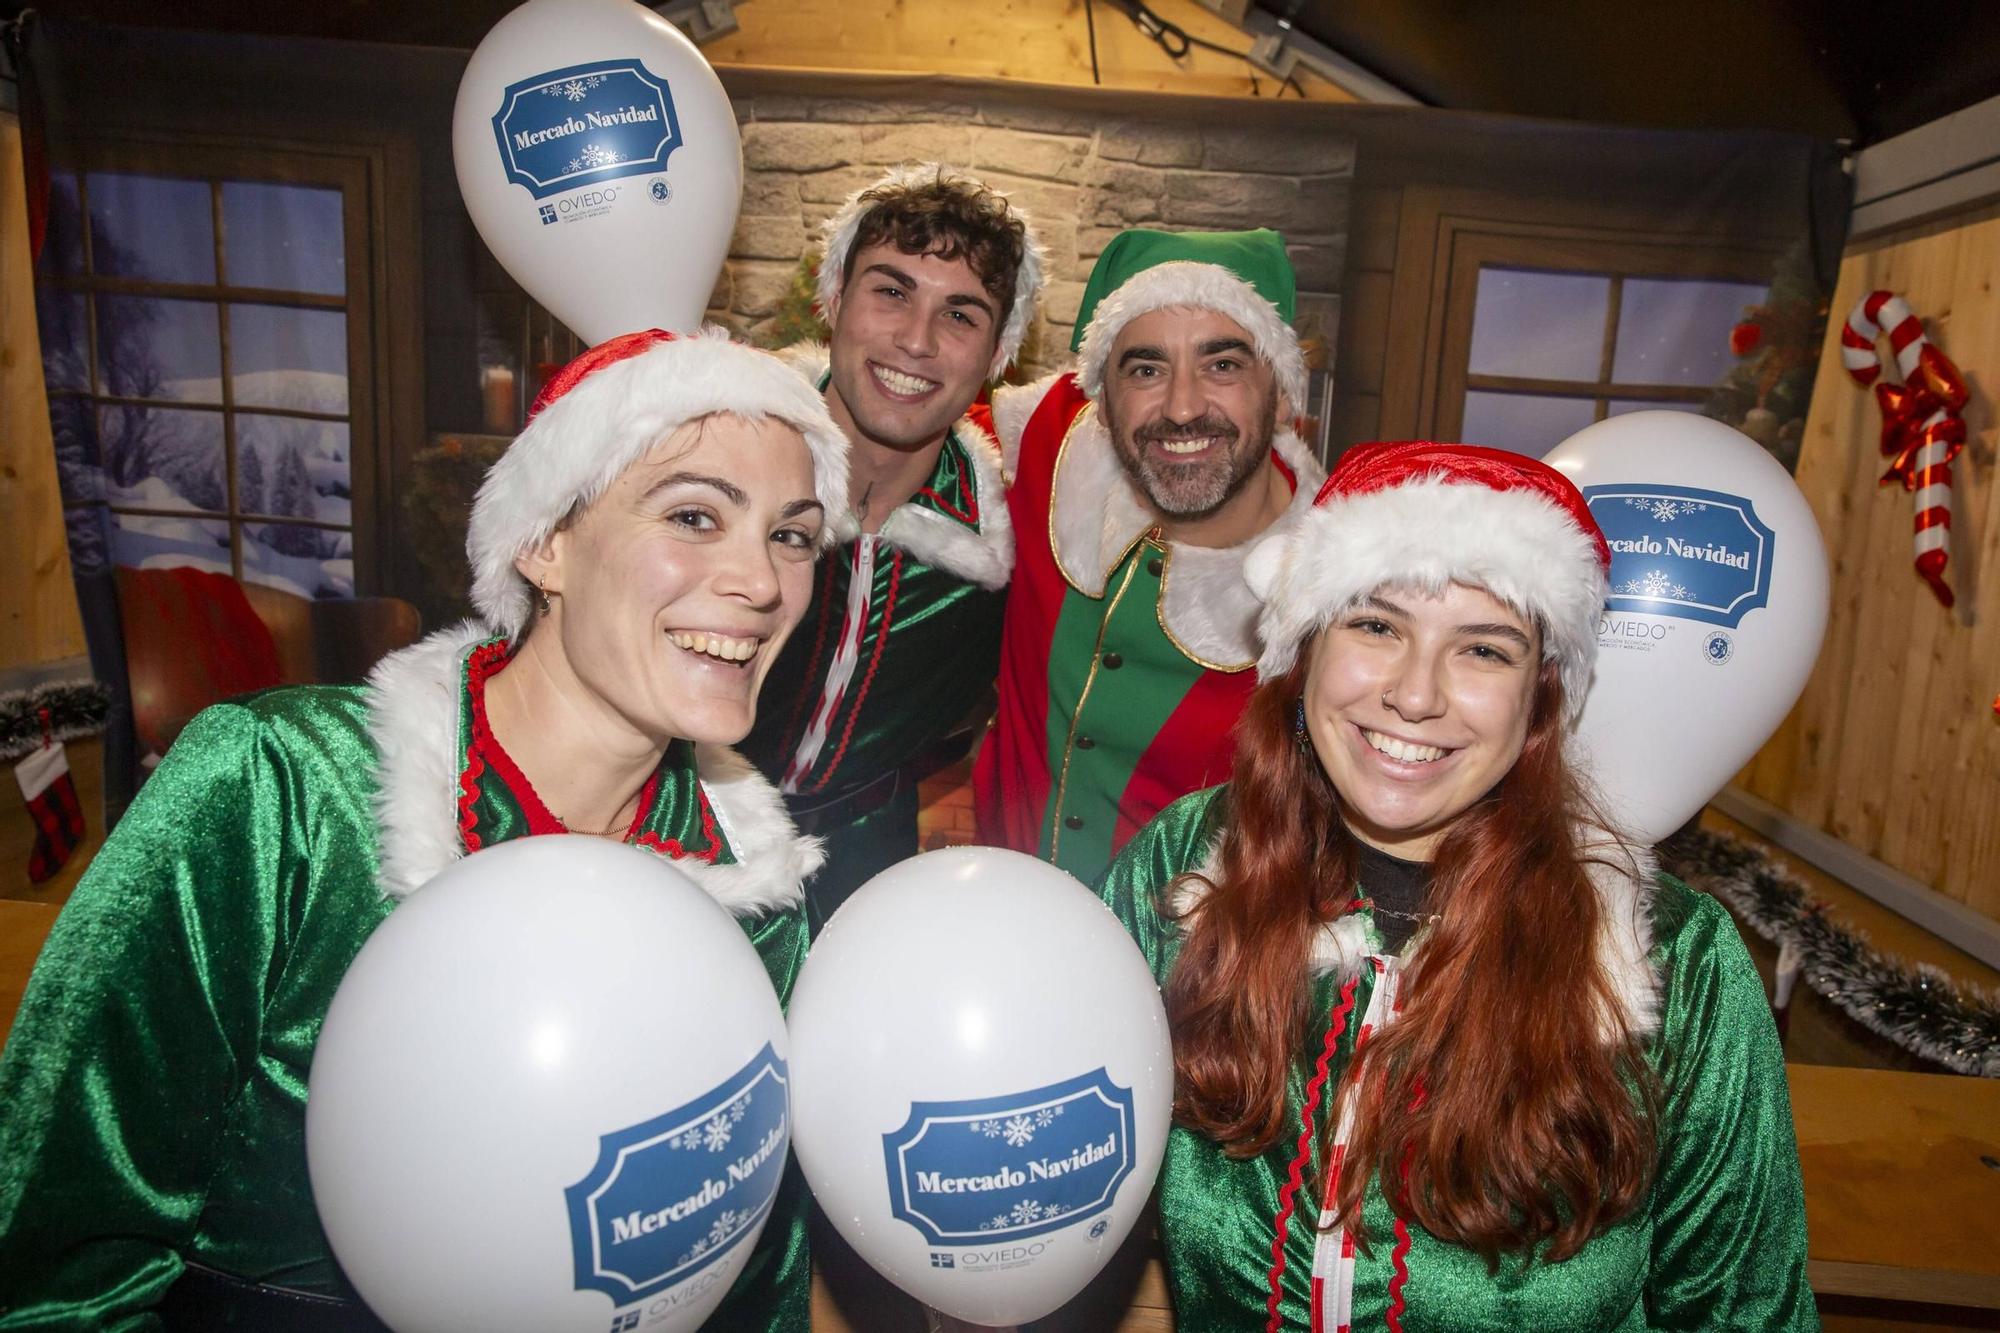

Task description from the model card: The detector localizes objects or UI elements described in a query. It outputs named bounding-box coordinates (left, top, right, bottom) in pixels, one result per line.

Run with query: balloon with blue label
left=786, top=847, right=1173, bottom=1327
left=1543, top=410, right=1830, bottom=843
left=453, top=0, right=742, bottom=341
left=307, top=838, right=790, bottom=1333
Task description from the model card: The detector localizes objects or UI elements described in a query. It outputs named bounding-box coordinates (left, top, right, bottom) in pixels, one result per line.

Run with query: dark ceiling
left=1272, top=0, right=2000, bottom=145
left=14, top=0, right=2000, bottom=147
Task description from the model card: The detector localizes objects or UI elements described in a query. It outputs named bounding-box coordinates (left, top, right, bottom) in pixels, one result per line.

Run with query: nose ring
left=1381, top=690, right=1394, bottom=710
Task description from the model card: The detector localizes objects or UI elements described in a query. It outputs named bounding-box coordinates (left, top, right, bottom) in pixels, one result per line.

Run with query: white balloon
left=307, top=838, right=790, bottom=1333
left=787, top=848, right=1173, bottom=1328
left=1544, top=411, right=1830, bottom=843
left=453, top=0, right=743, bottom=342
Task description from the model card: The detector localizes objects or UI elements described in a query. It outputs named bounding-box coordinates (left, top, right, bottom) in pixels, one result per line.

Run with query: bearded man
left=975, top=228, right=1326, bottom=884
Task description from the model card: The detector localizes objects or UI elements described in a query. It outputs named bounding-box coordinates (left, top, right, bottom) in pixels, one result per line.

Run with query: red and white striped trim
left=1309, top=957, right=1404, bottom=1333
left=782, top=535, right=878, bottom=791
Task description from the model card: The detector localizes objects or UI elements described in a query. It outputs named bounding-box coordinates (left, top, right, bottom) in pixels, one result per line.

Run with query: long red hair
left=1162, top=655, right=1656, bottom=1266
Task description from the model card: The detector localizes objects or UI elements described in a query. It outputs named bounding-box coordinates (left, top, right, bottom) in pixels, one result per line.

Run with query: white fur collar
left=778, top=342, right=1013, bottom=589
left=1171, top=826, right=1661, bottom=1036
left=364, top=623, right=819, bottom=918
left=1049, top=407, right=1326, bottom=670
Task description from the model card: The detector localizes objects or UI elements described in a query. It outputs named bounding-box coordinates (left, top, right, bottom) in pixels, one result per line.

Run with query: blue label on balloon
left=881, top=1068, right=1135, bottom=1247
left=1584, top=484, right=1776, bottom=628
left=490, top=59, right=683, bottom=200
left=564, top=1044, right=788, bottom=1303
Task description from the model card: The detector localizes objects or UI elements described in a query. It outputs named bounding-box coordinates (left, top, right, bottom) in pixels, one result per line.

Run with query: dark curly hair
left=839, top=169, right=1029, bottom=328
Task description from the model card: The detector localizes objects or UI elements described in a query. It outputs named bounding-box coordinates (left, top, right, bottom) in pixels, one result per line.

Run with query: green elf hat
left=1071, top=227, right=1306, bottom=409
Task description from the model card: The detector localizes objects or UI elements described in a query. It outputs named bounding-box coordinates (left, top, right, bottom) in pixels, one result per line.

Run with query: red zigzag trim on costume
left=1267, top=975, right=1360, bottom=1333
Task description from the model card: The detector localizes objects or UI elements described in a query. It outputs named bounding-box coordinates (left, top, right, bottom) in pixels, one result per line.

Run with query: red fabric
left=1112, top=665, right=1257, bottom=848
left=115, top=566, right=282, bottom=758
left=1315, top=441, right=1611, bottom=573
left=527, top=328, right=676, bottom=421
left=973, top=375, right=1093, bottom=853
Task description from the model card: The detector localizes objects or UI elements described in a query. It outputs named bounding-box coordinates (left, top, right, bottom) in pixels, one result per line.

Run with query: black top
left=1354, top=841, right=1434, bottom=954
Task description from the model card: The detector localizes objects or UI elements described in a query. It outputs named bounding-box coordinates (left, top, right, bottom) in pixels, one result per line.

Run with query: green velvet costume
left=743, top=349, right=1012, bottom=931
left=0, top=624, right=820, bottom=1330
left=1098, top=785, right=1817, bottom=1332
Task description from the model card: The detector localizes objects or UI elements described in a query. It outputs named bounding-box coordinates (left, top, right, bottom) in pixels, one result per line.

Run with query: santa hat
left=1073, top=227, right=1307, bottom=410
left=1243, top=442, right=1611, bottom=722
left=815, top=163, right=1048, bottom=379
left=468, top=328, right=850, bottom=638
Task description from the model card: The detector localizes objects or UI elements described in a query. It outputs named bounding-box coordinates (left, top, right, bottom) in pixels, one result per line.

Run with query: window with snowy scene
left=36, top=145, right=374, bottom=599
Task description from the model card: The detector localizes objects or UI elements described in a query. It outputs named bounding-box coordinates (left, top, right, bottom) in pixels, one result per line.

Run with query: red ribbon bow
left=1873, top=343, right=1969, bottom=488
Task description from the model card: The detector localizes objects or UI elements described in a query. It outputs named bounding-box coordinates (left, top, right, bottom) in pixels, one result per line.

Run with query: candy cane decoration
left=1840, top=290, right=1968, bottom=608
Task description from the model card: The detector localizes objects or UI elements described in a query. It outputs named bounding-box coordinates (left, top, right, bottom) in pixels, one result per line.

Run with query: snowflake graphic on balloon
left=544, top=75, right=605, bottom=102
left=1625, top=497, right=1707, bottom=523
left=1621, top=570, right=1690, bottom=600
left=1001, top=1115, right=1040, bottom=1147
left=708, top=1210, right=743, bottom=1246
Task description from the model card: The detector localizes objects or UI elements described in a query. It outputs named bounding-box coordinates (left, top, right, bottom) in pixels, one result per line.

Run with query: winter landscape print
left=38, top=171, right=356, bottom=600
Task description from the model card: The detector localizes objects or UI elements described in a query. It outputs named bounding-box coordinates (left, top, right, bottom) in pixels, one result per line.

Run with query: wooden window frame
left=41, top=137, right=391, bottom=595
left=1379, top=185, right=1788, bottom=442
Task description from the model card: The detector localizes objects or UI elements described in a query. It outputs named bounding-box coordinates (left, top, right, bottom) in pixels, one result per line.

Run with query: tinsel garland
left=1661, top=828, right=2000, bottom=1078
left=0, top=679, right=111, bottom=764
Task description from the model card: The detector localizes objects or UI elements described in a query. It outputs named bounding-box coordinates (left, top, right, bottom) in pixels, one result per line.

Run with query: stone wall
left=706, top=84, right=1354, bottom=380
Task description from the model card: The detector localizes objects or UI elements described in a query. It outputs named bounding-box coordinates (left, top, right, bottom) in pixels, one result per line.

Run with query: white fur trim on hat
left=1076, top=260, right=1308, bottom=410
left=815, top=162, right=1048, bottom=380
left=1242, top=476, right=1608, bottom=722
left=467, top=328, right=851, bottom=638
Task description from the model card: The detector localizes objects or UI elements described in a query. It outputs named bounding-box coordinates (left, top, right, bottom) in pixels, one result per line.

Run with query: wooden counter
left=1791, top=1062, right=2000, bottom=1309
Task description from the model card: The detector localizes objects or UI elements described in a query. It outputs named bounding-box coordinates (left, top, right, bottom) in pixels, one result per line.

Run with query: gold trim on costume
left=1045, top=550, right=1145, bottom=864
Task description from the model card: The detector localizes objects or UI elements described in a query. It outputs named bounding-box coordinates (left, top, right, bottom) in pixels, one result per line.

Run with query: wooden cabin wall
left=1, top=108, right=104, bottom=902
left=704, top=0, right=1357, bottom=102
left=1740, top=200, right=2000, bottom=917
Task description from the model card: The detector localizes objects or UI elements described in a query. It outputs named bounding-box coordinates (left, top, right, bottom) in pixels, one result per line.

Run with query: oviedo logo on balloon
left=563, top=1044, right=788, bottom=1305
left=1585, top=484, right=1777, bottom=631
left=490, top=59, right=682, bottom=205
left=881, top=1068, right=1136, bottom=1259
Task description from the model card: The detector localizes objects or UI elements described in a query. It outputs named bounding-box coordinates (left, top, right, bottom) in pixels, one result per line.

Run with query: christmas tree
left=1703, top=239, right=1828, bottom=473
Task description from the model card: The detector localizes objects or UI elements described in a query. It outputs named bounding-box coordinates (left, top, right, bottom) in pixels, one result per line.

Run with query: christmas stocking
left=15, top=740, right=85, bottom=884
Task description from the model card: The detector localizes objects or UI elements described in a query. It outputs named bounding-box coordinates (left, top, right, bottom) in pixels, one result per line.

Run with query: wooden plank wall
left=1, top=110, right=107, bottom=902
left=705, top=0, right=1356, bottom=101
left=0, top=114, right=87, bottom=675
left=1740, top=201, right=2000, bottom=917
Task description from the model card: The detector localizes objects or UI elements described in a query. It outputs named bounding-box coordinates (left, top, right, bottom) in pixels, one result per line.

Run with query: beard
left=1103, top=390, right=1279, bottom=521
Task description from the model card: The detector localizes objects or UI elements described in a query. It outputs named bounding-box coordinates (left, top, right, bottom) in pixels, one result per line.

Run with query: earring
left=1292, top=698, right=1311, bottom=755
left=535, top=577, right=553, bottom=615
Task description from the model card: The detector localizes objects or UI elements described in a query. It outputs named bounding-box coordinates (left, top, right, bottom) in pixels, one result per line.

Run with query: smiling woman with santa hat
left=0, top=329, right=847, bottom=1329
left=1096, top=441, right=1815, bottom=1331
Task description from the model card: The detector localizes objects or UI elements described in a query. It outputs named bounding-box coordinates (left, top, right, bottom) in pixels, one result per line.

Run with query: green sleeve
left=1644, top=885, right=1818, bottom=1331
left=1093, top=784, right=1228, bottom=985
left=0, top=704, right=296, bottom=1330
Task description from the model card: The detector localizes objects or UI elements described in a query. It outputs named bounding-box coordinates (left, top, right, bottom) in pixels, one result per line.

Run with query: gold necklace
left=558, top=795, right=640, bottom=838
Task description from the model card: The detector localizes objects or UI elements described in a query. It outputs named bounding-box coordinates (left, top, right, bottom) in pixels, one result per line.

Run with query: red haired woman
left=1098, top=442, right=1815, bottom=1330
